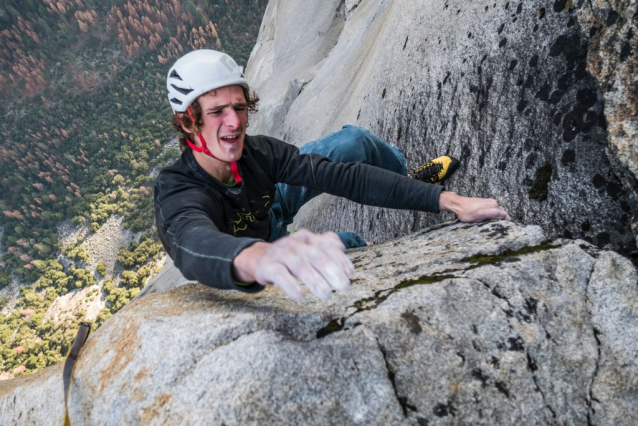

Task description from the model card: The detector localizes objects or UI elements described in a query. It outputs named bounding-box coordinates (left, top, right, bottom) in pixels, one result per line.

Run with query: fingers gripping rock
left=254, top=230, right=354, bottom=300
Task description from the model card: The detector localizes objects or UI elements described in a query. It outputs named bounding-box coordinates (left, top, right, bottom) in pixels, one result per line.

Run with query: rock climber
left=154, top=49, right=510, bottom=300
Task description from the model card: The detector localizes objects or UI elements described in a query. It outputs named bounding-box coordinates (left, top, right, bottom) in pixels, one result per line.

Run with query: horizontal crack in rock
left=317, top=241, right=562, bottom=340
left=394, top=274, right=456, bottom=290
left=316, top=273, right=457, bottom=338
left=465, top=243, right=562, bottom=266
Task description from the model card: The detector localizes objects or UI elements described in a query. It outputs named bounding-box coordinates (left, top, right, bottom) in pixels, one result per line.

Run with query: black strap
left=63, top=322, right=91, bottom=426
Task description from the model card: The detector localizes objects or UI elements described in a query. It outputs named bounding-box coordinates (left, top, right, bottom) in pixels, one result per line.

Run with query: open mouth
left=221, top=135, right=241, bottom=144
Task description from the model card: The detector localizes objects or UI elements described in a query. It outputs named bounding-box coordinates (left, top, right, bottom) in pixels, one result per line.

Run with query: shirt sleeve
left=154, top=174, right=264, bottom=292
left=265, top=137, right=443, bottom=213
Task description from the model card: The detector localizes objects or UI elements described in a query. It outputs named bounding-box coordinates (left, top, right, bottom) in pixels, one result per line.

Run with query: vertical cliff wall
left=246, top=0, right=637, bottom=259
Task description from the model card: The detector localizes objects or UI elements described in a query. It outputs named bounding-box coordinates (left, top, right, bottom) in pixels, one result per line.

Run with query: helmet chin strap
left=185, top=107, right=243, bottom=184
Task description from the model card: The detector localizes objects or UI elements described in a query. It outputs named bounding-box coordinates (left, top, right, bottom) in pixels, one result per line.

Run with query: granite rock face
left=1, top=221, right=637, bottom=425
left=246, top=0, right=637, bottom=259
left=576, top=0, right=638, bottom=185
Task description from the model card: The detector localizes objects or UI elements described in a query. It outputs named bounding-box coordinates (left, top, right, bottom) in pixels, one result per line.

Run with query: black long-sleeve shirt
left=154, top=134, right=443, bottom=292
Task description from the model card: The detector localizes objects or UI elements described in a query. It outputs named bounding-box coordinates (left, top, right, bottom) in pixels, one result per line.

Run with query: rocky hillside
left=1, top=220, right=636, bottom=424
left=247, top=0, right=638, bottom=260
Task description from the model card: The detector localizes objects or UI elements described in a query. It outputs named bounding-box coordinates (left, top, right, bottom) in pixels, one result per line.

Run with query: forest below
left=0, top=0, right=267, bottom=378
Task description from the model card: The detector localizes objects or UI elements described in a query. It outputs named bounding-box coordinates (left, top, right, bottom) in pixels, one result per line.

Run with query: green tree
left=120, top=270, right=139, bottom=288
left=0, top=272, right=11, bottom=290
left=96, top=262, right=106, bottom=277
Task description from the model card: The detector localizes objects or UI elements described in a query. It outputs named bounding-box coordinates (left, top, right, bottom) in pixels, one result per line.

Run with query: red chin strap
left=185, top=107, right=242, bottom=184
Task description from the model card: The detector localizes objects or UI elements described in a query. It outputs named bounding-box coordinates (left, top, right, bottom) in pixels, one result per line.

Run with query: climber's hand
left=232, top=230, right=354, bottom=300
left=439, top=191, right=511, bottom=223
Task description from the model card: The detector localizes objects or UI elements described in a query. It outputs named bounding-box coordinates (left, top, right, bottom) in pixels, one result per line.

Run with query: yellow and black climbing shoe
left=408, top=156, right=460, bottom=184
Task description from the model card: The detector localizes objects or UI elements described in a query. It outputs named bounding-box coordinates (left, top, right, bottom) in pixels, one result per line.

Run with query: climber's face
left=195, top=85, right=248, bottom=163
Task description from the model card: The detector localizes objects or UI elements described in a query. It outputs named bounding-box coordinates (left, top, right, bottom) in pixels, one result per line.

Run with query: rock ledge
left=1, top=221, right=636, bottom=425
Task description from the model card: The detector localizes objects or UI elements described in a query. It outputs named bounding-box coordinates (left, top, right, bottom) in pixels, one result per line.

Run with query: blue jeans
left=268, top=125, right=408, bottom=248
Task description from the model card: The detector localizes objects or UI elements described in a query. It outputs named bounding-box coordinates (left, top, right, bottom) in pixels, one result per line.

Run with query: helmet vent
left=169, top=69, right=182, bottom=80
left=170, top=98, right=183, bottom=105
left=170, top=84, right=194, bottom=95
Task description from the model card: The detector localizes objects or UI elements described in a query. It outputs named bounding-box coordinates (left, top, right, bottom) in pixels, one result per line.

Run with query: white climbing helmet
left=166, top=49, right=249, bottom=113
